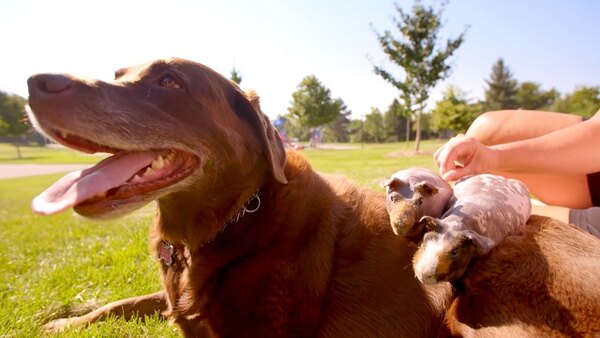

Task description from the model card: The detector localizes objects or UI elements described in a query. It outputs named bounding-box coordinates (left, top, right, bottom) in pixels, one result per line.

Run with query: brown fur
left=447, top=215, right=600, bottom=337
left=412, top=233, right=478, bottom=283
left=29, top=58, right=453, bottom=337
left=412, top=218, right=486, bottom=284
left=28, top=58, right=600, bottom=337
left=435, top=236, right=478, bottom=282
left=155, top=152, right=455, bottom=337
left=43, top=292, right=168, bottom=333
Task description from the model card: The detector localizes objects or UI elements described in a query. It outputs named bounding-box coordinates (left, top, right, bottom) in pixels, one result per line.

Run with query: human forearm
left=492, top=117, right=600, bottom=175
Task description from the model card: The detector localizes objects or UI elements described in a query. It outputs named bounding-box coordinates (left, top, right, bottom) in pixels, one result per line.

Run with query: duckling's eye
left=159, top=76, right=182, bottom=89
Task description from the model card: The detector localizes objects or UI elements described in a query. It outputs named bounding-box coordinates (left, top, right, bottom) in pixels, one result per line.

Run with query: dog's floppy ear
left=235, top=90, right=288, bottom=184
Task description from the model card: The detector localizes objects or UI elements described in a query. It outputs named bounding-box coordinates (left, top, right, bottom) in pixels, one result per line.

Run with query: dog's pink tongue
left=32, top=151, right=158, bottom=215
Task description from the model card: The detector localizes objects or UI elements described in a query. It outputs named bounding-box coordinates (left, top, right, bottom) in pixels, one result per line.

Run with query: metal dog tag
left=158, top=240, right=174, bottom=266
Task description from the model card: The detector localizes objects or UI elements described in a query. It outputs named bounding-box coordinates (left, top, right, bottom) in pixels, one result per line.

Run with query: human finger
left=440, top=165, right=471, bottom=182
left=434, top=134, right=465, bottom=168
left=436, top=136, right=471, bottom=175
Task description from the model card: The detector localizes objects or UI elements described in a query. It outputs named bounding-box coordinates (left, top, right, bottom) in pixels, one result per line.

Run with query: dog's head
left=27, top=57, right=287, bottom=219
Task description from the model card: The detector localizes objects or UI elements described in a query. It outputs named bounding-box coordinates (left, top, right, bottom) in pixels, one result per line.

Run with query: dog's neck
left=156, top=189, right=261, bottom=265
left=221, top=190, right=261, bottom=229
left=154, top=181, right=265, bottom=248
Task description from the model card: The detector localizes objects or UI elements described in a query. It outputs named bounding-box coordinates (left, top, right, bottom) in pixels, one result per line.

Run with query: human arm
left=435, top=111, right=600, bottom=181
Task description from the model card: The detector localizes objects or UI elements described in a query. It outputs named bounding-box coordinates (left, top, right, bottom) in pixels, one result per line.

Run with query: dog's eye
left=159, top=76, right=182, bottom=89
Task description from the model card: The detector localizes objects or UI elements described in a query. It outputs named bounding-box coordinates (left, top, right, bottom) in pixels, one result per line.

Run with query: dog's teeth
left=144, top=167, right=153, bottom=176
left=60, top=131, right=68, bottom=139
left=152, top=155, right=165, bottom=169
left=131, top=174, right=142, bottom=183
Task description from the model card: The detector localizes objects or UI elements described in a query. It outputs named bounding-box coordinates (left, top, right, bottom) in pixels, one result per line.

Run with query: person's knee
left=569, top=207, right=600, bottom=238
left=466, top=111, right=514, bottom=145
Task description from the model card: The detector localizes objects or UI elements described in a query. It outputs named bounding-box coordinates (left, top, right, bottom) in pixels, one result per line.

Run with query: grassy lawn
left=0, top=175, right=178, bottom=337
left=0, top=143, right=105, bottom=164
left=304, top=141, right=443, bottom=190
left=0, top=140, right=444, bottom=337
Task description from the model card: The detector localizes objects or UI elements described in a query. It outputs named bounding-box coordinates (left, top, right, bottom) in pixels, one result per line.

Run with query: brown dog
left=27, top=58, right=600, bottom=337
left=26, top=58, right=453, bottom=337
left=447, top=216, right=600, bottom=337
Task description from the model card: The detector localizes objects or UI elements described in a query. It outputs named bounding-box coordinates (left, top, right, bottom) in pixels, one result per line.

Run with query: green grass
left=0, top=143, right=105, bottom=164
left=0, top=175, right=179, bottom=337
left=303, top=140, right=444, bottom=189
left=0, top=140, right=444, bottom=337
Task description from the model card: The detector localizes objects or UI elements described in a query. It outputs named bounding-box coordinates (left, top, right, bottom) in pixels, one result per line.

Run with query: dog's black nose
left=28, top=74, right=73, bottom=95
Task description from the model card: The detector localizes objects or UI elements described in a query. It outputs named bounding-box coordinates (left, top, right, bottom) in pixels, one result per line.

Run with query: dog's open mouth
left=32, top=128, right=199, bottom=216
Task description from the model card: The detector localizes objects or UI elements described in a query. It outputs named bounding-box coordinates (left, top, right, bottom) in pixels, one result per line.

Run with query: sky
left=1, top=0, right=599, bottom=120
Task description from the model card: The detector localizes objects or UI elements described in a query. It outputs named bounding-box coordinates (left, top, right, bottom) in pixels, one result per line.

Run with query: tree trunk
left=414, top=106, right=423, bottom=152
left=405, top=116, right=411, bottom=145
left=13, top=137, right=23, bottom=160
left=14, top=141, right=22, bottom=159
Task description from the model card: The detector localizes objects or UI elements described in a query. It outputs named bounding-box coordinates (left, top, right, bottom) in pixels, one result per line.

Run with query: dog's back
left=319, top=176, right=453, bottom=337
left=27, top=58, right=599, bottom=337
left=250, top=152, right=454, bottom=337
left=447, top=215, right=600, bottom=337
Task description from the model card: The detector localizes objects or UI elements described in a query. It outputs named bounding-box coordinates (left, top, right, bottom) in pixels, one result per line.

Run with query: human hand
left=434, top=135, right=498, bottom=181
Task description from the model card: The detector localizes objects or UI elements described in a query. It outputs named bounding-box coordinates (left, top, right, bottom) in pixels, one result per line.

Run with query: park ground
left=0, top=141, right=444, bottom=337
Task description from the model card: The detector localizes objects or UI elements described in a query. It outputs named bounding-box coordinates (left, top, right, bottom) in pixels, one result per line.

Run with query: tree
left=283, top=117, right=310, bottom=141
left=431, top=85, right=480, bottom=135
left=515, top=82, right=557, bottom=110
left=347, top=118, right=365, bottom=143
left=0, top=91, right=29, bottom=159
left=230, top=67, right=242, bottom=85
left=287, top=75, right=341, bottom=128
left=484, top=58, right=518, bottom=111
left=383, top=99, right=410, bottom=142
left=363, top=107, right=386, bottom=143
left=551, top=86, right=600, bottom=117
left=373, top=1, right=465, bottom=151
left=323, top=99, right=352, bottom=142
left=383, top=99, right=402, bottom=142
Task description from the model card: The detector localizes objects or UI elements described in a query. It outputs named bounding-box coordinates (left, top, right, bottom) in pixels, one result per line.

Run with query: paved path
left=0, top=164, right=91, bottom=179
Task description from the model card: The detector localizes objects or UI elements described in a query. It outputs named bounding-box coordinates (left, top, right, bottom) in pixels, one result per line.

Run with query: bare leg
left=531, top=204, right=569, bottom=223
left=43, top=291, right=168, bottom=333
left=466, top=110, right=592, bottom=209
